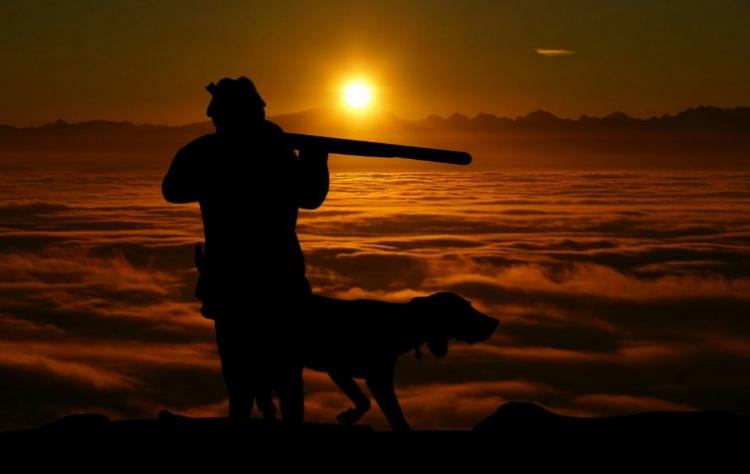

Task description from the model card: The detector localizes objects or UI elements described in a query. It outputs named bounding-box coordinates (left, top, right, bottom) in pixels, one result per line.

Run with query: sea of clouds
left=1, top=169, right=750, bottom=430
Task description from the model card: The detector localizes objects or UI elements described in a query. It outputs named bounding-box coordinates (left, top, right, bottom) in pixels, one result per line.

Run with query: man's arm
left=264, top=120, right=329, bottom=209
left=295, top=147, right=329, bottom=210
left=162, top=140, right=204, bottom=203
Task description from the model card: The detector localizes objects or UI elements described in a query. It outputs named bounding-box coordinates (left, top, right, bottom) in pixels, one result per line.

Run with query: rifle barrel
left=283, top=133, right=472, bottom=166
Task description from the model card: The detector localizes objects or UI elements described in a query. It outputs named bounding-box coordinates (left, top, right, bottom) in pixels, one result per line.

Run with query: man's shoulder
left=183, top=133, right=220, bottom=149
left=261, top=121, right=295, bottom=158
left=176, top=133, right=220, bottom=157
left=261, top=120, right=286, bottom=139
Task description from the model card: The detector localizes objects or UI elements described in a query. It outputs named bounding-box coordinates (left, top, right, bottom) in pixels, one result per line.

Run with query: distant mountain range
left=419, top=106, right=750, bottom=132
left=2, top=106, right=749, bottom=169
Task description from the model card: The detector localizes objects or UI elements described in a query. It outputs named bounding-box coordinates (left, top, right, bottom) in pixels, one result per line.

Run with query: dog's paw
left=336, top=407, right=367, bottom=425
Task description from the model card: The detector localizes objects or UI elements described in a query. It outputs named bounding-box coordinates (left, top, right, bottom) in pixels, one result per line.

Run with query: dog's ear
left=427, top=338, right=449, bottom=358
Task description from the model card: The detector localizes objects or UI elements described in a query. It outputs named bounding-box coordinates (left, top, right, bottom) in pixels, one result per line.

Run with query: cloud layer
left=2, top=169, right=750, bottom=430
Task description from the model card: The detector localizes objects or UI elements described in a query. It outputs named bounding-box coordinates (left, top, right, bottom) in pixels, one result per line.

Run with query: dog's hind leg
left=366, top=368, right=411, bottom=432
left=330, top=371, right=371, bottom=425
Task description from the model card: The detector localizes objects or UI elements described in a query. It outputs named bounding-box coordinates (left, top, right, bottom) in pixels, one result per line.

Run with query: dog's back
left=299, top=295, right=418, bottom=376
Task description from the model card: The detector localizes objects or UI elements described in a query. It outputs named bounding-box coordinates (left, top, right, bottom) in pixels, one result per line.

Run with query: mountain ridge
left=2, top=106, right=749, bottom=170
left=3, top=105, right=749, bottom=132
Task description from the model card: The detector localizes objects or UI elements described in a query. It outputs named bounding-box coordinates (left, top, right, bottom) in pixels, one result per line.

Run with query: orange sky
left=2, top=0, right=750, bottom=126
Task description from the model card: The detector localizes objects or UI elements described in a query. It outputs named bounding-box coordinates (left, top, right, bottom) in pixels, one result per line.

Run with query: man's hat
left=206, top=77, right=266, bottom=118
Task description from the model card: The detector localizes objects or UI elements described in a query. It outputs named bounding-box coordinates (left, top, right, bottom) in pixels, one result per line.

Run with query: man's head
left=206, top=77, right=266, bottom=134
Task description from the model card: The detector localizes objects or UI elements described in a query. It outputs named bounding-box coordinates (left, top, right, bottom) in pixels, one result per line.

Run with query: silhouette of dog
left=196, top=240, right=497, bottom=429
left=294, top=292, right=499, bottom=431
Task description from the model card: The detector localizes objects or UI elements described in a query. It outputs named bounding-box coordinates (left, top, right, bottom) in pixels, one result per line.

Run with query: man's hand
left=296, top=146, right=330, bottom=210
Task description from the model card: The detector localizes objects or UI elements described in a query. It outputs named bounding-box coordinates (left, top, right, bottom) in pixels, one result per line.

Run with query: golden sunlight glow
left=343, top=81, right=373, bottom=110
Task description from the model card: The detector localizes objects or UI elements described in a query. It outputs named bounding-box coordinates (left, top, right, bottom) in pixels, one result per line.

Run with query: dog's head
left=410, top=292, right=499, bottom=358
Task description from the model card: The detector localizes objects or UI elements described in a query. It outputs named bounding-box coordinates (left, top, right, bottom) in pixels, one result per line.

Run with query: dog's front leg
left=366, top=368, right=411, bottom=432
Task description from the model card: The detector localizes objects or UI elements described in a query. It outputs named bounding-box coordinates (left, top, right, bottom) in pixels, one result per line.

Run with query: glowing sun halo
left=343, top=82, right=373, bottom=109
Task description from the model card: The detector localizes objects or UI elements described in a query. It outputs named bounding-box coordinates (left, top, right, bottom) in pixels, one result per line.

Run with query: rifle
left=283, top=133, right=472, bottom=166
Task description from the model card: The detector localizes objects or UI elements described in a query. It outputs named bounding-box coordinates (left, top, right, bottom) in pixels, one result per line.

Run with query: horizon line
left=2, top=104, right=749, bottom=129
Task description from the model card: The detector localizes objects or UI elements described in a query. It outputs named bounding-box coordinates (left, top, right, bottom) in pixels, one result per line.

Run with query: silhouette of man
left=162, top=77, right=329, bottom=423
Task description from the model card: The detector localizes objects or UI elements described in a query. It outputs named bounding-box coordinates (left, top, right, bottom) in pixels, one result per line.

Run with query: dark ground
left=3, top=401, right=748, bottom=452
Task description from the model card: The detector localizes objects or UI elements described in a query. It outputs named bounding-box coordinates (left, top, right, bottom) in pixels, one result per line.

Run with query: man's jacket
left=162, top=120, right=329, bottom=318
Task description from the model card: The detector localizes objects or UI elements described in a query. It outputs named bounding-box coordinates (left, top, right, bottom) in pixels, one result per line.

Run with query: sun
left=343, top=81, right=373, bottom=110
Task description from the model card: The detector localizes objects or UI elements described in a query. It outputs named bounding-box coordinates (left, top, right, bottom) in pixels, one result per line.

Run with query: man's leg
left=275, top=296, right=307, bottom=424
left=245, top=354, right=277, bottom=420
left=273, top=359, right=304, bottom=423
left=215, top=317, right=252, bottom=420
left=254, top=386, right=277, bottom=420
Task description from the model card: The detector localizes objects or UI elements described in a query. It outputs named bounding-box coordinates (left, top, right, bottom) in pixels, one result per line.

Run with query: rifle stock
left=283, top=133, right=472, bottom=166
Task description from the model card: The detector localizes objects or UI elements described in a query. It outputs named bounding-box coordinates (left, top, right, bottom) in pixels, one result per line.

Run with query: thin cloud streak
left=535, top=48, right=576, bottom=56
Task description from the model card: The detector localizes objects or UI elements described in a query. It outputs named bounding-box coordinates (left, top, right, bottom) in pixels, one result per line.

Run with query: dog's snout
left=467, top=311, right=499, bottom=343
left=479, top=316, right=499, bottom=341
left=457, top=311, right=499, bottom=344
